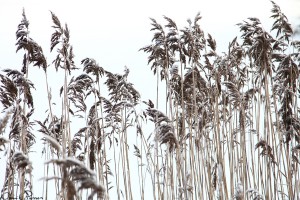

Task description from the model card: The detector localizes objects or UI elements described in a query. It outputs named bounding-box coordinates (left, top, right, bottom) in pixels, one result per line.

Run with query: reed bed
left=0, top=1, right=299, bottom=199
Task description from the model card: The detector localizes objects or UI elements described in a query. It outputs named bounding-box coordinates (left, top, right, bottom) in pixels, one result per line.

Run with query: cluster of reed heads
left=0, top=1, right=300, bottom=199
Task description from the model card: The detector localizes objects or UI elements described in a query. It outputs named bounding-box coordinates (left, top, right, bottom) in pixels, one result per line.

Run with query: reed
left=0, top=1, right=299, bottom=199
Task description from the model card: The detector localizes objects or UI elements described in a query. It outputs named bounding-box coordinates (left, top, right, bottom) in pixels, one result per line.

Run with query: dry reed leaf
left=255, top=140, right=276, bottom=164
left=12, top=151, right=32, bottom=170
left=41, top=134, right=61, bottom=153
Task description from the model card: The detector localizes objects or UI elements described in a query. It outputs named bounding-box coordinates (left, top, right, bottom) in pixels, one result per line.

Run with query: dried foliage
left=0, top=2, right=300, bottom=200
left=104, top=67, right=140, bottom=105
left=255, top=139, right=276, bottom=163
left=146, top=105, right=178, bottom=151
left=12, top=151, right=32, bottom=170
left=44, top=157, right=105, bottom=199
left=50, top=11, right=76, bottom=73
left=82, top=58, right=105, bottom=83
left=16, top=9, right=47, bottom=72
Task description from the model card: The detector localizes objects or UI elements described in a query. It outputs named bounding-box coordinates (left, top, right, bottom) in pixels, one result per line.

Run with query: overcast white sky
left=0, top=0, right=299, bottom=199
